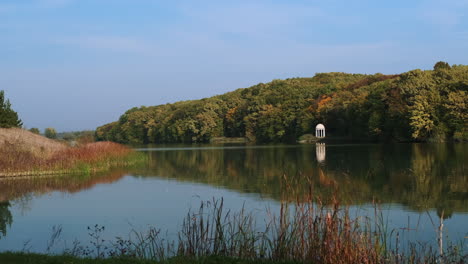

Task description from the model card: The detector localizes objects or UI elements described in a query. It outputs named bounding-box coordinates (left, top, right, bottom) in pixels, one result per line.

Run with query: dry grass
left=45, top=197, right=466, bottom=264
left=0, top=129, right=142, bottom=177
left=0, top=128, right=66, bottom=157
left=174, top=198, right=382, bottom=263
left=86, top=174, right=465, bottom=263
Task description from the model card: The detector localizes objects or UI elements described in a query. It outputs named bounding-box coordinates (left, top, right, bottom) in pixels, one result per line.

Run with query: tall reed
left=52, top=196, right=466, bottom=264
left=0, top=142, right=145, bottom=177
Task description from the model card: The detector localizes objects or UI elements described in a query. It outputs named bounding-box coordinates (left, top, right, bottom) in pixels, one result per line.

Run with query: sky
left=1, top=0, right=467, bottom=132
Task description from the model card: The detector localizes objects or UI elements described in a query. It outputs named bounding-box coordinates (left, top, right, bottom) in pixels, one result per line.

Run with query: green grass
left=0, top=252, right=153, bottom=264
left=0, top=253, right=300, bottom=264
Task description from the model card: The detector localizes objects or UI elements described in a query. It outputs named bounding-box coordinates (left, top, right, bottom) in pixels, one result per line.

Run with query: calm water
left=0, top=143, right=467, bottom=253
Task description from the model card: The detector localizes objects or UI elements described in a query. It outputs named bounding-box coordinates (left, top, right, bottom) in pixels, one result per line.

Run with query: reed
left=38, top=196, right=466, bottom=264
left=0, top=141, right=145, bottom=177
left=28, top=171, right=463, bottom=263
left=174, top=198, right=385, bottom=263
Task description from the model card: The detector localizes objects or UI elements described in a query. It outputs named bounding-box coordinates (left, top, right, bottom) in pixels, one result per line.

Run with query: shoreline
left=0, top=197, right=466, bottom=264
left=0, top=128, right=146, bottom=179
left=0, top=152, right=145, bottom=179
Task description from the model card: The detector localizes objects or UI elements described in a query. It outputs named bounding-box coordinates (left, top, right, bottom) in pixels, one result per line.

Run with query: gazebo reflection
left=316, top=143, right=326, bottom=163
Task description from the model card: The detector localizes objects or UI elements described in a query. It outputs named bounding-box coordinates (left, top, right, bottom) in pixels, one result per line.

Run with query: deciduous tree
left=45, top=127, right=57, bottom=139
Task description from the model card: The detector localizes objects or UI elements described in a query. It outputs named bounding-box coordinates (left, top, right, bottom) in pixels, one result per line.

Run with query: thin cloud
left=454, top=31, right=468, bottom=40
left=421, top=9, right=461, bottom=26
left=0, top=0, right=72, bottom=16
left=176, top=1, right=351, bottom=39
left=0, top=3, right=16, bottom=14
left=38, top=0, right=74, bottom=8
left=55, top=35, right=157, bottom=54
left=419, top=0, right=468, bottom=26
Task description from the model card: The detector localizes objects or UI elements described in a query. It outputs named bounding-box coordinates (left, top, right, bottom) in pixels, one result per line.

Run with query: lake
left=0, top=143, right=467, bottom=253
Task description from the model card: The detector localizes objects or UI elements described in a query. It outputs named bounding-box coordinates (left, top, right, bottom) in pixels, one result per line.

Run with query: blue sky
left=1, top=0, right=467, bottom=131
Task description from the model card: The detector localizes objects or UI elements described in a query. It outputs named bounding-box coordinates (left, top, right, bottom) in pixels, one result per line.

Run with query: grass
left=2, top=197, right=465, bottom=264
left=0, top=128, right=67, bottom=156
left=0, top=253, right=300, bottom=264
left=0, top=128, right=146, bottom=177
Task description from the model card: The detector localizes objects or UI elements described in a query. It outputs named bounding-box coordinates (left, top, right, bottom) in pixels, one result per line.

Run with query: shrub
left=45, top=127, right=57, bottom=139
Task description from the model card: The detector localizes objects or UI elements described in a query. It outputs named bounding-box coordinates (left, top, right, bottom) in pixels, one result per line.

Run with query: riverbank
left=1, top=197, right=465, bottom=264
left=210, top=137, right=248, bottom=143
left=0, top=128, right=145, bottom=178
left=0, top=253, right=298, bottom=264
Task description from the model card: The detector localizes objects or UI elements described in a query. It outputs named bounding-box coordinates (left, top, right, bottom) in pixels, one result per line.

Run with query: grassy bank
left=0, top=128, right=145, bottom=177
left=0, top=253, right=299, bottom=264
left=2, top=197, right=465, bottom=264
left=0, top=252, right=153, bottom=264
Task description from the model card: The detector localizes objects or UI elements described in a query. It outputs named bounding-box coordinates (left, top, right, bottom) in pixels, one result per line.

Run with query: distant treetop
left=433, top=61, right=451, bottom=71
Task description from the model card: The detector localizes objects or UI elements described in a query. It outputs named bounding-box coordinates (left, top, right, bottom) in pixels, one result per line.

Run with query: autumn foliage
left=0, top=129, right=138, bottom=177
left=48, top=142, right=131, bottom=165
left=97, top=62, right=467, bottom=143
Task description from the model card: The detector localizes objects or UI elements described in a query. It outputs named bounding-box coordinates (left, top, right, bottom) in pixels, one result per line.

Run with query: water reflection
left=0, top=143, right=466, bottom=235
left=0, top=170, right=128, bottom=239
left=134, top=143, right=468, bottom=214
left=0, top=143, right=466, bottom=252
left=0, top=202, right=12, bottom=239
left=316, top=143, right=326, bottom=163
left=0, top=170, right=127, bottom=203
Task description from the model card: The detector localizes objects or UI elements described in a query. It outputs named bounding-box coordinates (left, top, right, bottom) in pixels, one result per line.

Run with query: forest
left=96, top=62, right=468, bottom=144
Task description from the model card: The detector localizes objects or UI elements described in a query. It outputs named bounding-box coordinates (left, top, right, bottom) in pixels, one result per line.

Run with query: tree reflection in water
left=0, top=143, right=466, bottom=241
left=0, top=170, right=127, bottom=203
left=135, top=143, right=468, bottom=215
left=0, top=202, right=12, bottom=239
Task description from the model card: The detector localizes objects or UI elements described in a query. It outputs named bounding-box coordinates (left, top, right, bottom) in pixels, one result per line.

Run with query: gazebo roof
left=316, top=124, right=325, bottom=129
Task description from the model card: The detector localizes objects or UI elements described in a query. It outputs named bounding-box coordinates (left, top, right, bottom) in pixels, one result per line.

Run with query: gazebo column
left=315, top=124, right=326, bottom=138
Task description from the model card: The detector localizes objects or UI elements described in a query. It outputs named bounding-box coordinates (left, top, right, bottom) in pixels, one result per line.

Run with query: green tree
left=0, top=90, right=22, bottom=128
left=433, top=61, right=451, bottom=71
left=444, top=91, right=468, bottom=141
left=96, top=63, right=467, bottom=143
left=45, top=127, right=57, bottom=139
left=29, top=127, right=40, bottom=134
left=409, top=95, right=435, bottom=139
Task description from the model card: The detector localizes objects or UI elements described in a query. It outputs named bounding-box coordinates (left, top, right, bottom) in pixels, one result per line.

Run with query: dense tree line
left=0, top=90, right=22, bottom=128
left=96, top=62, right=468, bottom=143
left=57, top=130, right=95, bottom=141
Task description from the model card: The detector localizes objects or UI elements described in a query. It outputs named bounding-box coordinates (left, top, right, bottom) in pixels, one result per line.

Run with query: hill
left=96, top=62, right=468, bottom=144
left=0, top=128, right=66, bottom=157
left=0, top=128, right=143, bottom=177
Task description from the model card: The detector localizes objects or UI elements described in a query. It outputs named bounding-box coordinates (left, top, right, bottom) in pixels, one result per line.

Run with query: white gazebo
left=315, top=124, right=325, bottom=138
